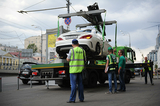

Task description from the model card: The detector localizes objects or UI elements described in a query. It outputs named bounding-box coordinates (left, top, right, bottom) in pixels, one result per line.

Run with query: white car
left=56, top=29, right=111, bottom=59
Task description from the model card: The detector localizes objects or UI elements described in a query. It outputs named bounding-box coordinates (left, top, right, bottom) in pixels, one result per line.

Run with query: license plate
left=22, top=72, right=29, bottom=74
left=65, top=35, right=78, bottom=39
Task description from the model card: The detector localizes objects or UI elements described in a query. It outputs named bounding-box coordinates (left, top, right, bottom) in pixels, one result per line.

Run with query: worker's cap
left=108, top=47, right=113, bottom=50
left=72, top=39, right=78, bottom=44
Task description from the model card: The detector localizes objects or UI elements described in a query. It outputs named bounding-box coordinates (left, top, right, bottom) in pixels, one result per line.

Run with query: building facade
left=0, top=44, right=19, bottom=52
left=158, top=49, right=160, bottom=68
left=24, top=36, right=41, bottom=53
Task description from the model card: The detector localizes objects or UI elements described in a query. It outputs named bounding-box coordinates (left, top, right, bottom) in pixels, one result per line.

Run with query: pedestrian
left=105, top=47, right=117, bottom=94
left=143, top=57, right=154, bottom=85
left=117, top=50, right=126, bottom=91
left=66, top=39, right=86, bottom=103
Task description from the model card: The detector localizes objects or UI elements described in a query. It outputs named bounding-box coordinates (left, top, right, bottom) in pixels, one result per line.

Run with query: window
left=127, top=49, right=133, bottom=60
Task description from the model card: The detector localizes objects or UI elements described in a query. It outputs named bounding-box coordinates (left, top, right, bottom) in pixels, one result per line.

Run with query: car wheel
left=95, top=43, right=100, bottom=55
left=22, top=80, right=28, bottom=84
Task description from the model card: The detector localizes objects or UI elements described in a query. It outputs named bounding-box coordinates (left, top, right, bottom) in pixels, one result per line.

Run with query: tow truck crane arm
left=58, top=2, right=106, bottom=35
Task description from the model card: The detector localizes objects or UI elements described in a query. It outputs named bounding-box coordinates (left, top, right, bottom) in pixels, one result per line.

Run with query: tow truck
left=31, top=2, right=153, bottom=88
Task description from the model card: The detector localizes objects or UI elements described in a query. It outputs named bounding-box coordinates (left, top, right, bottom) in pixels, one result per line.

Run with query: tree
left=27, top=43, right=37, bottom=53
left=155, top=64, right=158, bottom=70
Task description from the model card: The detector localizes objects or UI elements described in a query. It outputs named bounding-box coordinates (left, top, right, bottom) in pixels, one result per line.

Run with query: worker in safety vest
left=105, top=47, right=117, bottom=94
left=66, top=39, right=86, bottom=103
left=143, top=57, right=154, bottom=85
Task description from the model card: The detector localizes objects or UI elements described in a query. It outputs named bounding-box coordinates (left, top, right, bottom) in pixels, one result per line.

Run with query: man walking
left=117, top=50, right=126, bottom=91
left=143, top=57, right=154, bottom=85
left=66, top=39, right=86, bottom=103
left=105, top=47, right=117, bottom=94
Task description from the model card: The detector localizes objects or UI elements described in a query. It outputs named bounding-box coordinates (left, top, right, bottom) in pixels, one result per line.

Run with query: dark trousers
left=145, top=70, right=153, bottom=84
left=119, top=69, right=126, bottom=91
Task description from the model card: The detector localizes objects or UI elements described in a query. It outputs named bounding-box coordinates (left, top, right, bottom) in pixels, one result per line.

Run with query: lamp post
left=32, top=25, right=42, bottom=63
left=120, top=30, right=131, bottom=47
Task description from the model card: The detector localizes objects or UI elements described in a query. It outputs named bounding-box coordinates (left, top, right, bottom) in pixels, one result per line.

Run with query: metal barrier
left=0, top=76, right=2, bottom=92
left=140, top=72, right=142, bottom=80
left=30, top=75, right=32, bottom=88
left=17, top=76, right=19, bottom=90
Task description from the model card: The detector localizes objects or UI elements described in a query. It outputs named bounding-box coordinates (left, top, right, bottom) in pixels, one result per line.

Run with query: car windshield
left=77, top=29, right=91, bottom=33
left=21, top=64, right=35, bottom=69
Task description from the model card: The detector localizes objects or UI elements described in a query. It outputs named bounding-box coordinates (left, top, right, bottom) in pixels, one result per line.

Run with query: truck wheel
left=58, top=80, right=70, bottom=88
left=22, top=80, right=28, bottom=84
left=39, top=81, right=45, bottom=85
left=125, top=72, right=130, bottom=84
left=99, top=79, right=105, bottom=84
left=88, top=73, right=97, bottom=87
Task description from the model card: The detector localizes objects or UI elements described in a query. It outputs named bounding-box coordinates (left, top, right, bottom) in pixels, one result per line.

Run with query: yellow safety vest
left=108, top=54, right=116, bottom=70
left=143, top=60, right=151, bottom=72
left=69, top=47, right=86, bottom=73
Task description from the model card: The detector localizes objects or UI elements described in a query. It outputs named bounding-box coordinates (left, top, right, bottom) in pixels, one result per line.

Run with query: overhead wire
left=26, top=14, right=53, bottom=28
left=0, top=18, right=33, bottom=30
left=22, top=0, right=46, bottom=10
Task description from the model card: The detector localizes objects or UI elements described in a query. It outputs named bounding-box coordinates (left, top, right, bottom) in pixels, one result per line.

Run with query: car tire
left=95, top=43, right=100, bottom=55
left=22, top=80, right=28, bottom=84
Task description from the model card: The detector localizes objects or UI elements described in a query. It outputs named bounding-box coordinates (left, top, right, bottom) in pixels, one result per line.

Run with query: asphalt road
left=0, top=76, right=160, bottom=106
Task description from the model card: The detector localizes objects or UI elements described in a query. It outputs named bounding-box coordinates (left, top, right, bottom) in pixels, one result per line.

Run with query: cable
left=0, top=18, right=33, bottom=30
left=24, top=14, right=48, bottom=29
left=26, top=14, right=53, bottom=28
left=22, top=0, right=46, bottom=10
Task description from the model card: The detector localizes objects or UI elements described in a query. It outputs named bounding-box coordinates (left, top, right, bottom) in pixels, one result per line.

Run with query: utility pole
left=66, top=0, right=71, bottom=30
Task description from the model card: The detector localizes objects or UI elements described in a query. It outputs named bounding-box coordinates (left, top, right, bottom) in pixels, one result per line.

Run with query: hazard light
left=59, top=70, right=65, bottom=74
left=56, top=37, right=63, bottom=41
left=80, top=35, right=92, bottom=39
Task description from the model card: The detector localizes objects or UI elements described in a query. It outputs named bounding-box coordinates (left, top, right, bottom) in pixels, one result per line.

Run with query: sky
left=0, top=0, right=160, bottom=63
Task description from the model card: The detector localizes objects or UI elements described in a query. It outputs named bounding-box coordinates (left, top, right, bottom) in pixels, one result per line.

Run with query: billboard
left=48, top=33, right=57, bottom=63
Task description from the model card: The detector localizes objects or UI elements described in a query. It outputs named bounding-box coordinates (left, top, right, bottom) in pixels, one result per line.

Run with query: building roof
left=9, top=52, right=36, bottom=59
left=0, top=50, right=8, bottom=56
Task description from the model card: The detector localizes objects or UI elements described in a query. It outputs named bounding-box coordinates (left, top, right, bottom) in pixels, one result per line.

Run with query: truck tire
left=22, top=80, right=28, bottom=84
left=99, top=80, right=105, bottom=84
left=39, top=81, right=45, bottom=85
left=58, top=80, right=70, bottom=88
left=125, top=72, right=130, bottom=84
left=88, top=73, right=98, bottom=87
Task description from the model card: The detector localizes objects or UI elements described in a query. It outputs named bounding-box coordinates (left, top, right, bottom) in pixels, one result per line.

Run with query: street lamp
left=120, top=30, right=131, bottom=47
left=32, top=25, right=42, bottom=63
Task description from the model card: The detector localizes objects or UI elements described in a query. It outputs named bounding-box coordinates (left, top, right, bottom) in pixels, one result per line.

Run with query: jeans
left=108, top=71, right=117, bottom=92
left=69, top=73, right=84, bottom=102
left=119, top=69, right=126, bottom=91
left=145, top=70, right=153, bottom=84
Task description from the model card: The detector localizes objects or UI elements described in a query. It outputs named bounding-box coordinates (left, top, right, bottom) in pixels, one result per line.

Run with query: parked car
left=19, top=62, right=44, bottom=84
left=56, top=29, right=111, bottom=59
